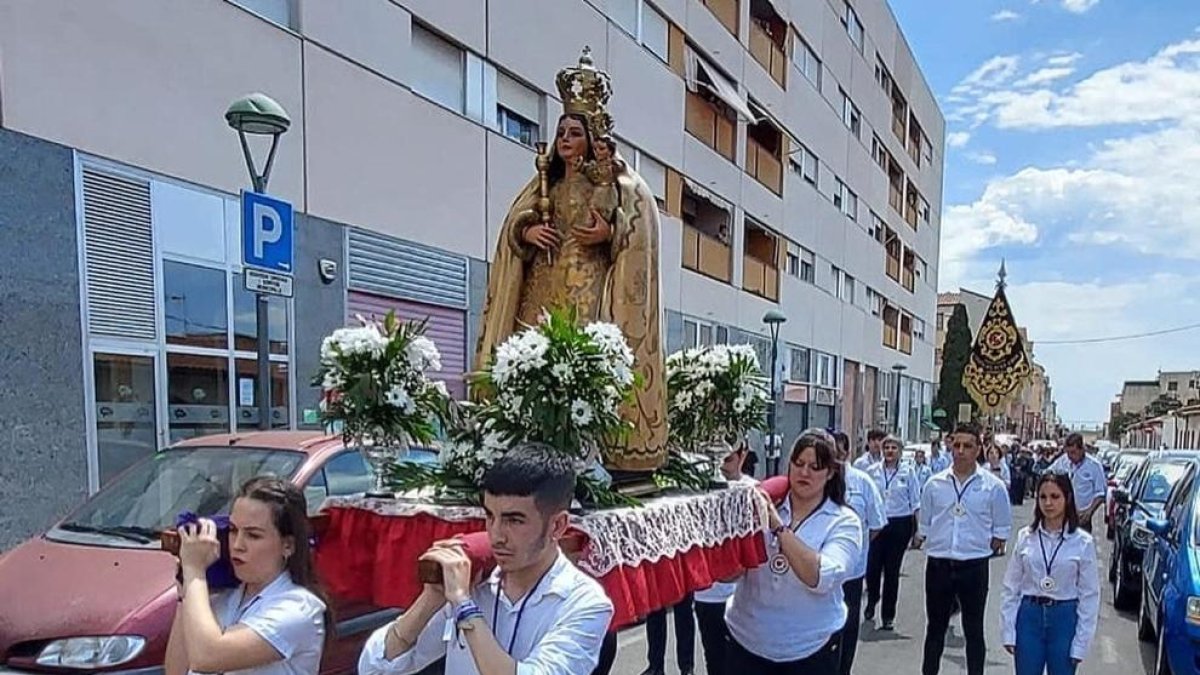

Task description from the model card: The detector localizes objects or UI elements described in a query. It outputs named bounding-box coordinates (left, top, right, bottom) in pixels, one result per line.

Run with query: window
left=786, top=250, right=800, bottom=276
left=233, top=273, right=289, bottom=355
left=872, top=135, right=889, bottom=172
left=412, top=25, right=465, bottom=113
left=792, top=33, right=821, bottom=88
left=164, top=261, right=228, bottom=349
left=230, top=0, right=294, bottom=29
left=789, top=347, right=810, bottom=382
left=834, top=179, right=858, bottom=220
left=789, top=145, right=819, bottom=185
left=871, top=212, right=886, bottom=243
left=920, top=196, right=931, bottom=224
left=800, top=248, right=815, bottom=283
left=841, top=91, right=862, bottom=139
left=922, top=135, right=933, bottom=164
left=610, top=0, right=639, bottom=35
left=1169, top=381, right=1179, bottom=392
left=914, top=318, right=926, bottom=341
left=842, top=2, right=864, bottom=52
left=842, top=273, right=856, bottom=304
left=496, top=71, right=541, bottom=147
left=814, top=352, right=837, bottom=388
left=641, top=3, right=670, bottom=62
left=874, top=55, right=893, bottom=95
left=829, top=264, right=842, bottom=295
left=636, top=151, right=667, bottom=205
left=682, top=317, right=719, bottom=348
left=867, top=287, right=884, bottom=316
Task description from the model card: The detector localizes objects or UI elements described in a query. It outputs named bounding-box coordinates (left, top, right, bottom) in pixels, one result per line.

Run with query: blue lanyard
left=492, top=563, right=555, bottom=655
left=883, top=466, right=899, bottom=492
left=952, top=475, right=979, bottom=506
left=1037, top=530, right=1067, bottom=577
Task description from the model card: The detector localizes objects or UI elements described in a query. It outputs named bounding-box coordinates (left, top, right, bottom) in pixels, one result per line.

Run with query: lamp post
left=891, top=362, right=907, bottom=439
left=226, top=93, right=290, bottom=430
left=763, top=310, right=787, bottom=475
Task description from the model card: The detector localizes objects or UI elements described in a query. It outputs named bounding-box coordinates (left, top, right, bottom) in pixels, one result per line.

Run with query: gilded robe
left=474, top=163, right=667, bottom=472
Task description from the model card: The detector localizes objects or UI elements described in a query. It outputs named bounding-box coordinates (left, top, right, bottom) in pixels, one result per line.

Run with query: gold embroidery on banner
left=962, top=288, right=1032, bottom=413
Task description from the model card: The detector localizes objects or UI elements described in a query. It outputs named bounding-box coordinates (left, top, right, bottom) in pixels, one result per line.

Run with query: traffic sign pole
left=240, top=190, right=294, bottom=432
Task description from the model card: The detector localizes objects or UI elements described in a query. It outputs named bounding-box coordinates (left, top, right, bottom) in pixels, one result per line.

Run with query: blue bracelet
left=454, top=599, right=482, bottom=624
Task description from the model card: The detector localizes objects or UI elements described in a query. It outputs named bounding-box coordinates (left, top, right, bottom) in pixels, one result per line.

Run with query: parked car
left=1107, top=450, right=1150, bottom=539
left=1141, top=458, right=1200, bottom=674
left=1111, top=454, right=1197, bottom=610
left=0, top=431, right=421, bottom=675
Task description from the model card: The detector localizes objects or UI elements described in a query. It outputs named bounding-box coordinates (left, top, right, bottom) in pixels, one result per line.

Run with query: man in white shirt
left=833, top=430, right=886, bottom=675
left=853, top=429, right=887, bottom=470
left=358, top=444, right=614, bottom=675
left=1047, top=433, right=1107, bottom=533
left=913, top=424, right=1012, bottom=675
left=863, top=435, right=921, bottom=631
left=929, top=439, right=951, bottom=474
left=913, top=449, right=934, bottom=489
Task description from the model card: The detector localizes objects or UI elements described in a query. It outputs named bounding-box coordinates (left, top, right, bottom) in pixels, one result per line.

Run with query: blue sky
left=889, top=0, right=1200, bottom=426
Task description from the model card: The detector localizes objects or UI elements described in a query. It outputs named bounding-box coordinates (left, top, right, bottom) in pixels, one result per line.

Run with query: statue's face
left=593, top=140, right=612, bottom=161
left=556, top=117, right=588, bottom=162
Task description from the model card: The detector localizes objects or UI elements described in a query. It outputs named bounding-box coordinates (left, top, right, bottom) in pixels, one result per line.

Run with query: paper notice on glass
left=239, top=378, right=255, bottom=406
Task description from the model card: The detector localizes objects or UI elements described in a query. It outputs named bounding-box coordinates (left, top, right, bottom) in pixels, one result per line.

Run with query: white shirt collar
left=486, top=550, right=572, bottom=608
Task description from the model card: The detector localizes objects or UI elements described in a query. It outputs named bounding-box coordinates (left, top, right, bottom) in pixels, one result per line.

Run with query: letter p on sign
left=241, top=191, right=294, bottom=273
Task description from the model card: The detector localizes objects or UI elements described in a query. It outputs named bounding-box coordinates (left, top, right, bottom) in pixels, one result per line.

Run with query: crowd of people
left=165, top=429, right=1104, bottom=675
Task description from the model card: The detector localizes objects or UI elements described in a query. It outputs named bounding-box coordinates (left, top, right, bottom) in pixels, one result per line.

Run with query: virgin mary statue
left=474, top=48, right=667, bottom=472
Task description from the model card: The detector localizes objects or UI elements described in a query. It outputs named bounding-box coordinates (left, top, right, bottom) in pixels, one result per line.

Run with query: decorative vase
left=699, top=438, right=732, bottom=488
left=357, top=435, right=409, bottom=499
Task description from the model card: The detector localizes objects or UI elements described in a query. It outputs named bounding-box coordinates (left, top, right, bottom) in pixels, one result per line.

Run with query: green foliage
left=653, top=452, right=713, bottom=492
left=935, top=303, right=974, bottom=430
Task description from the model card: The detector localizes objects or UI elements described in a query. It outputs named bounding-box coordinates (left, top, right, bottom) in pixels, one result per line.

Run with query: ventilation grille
left=347, top=228, right=468, bottom=309
left=82, top=169, right=156, bottom=340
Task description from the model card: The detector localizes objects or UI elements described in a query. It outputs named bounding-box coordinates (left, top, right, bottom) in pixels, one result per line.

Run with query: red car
left=0, top=431, right=416, bottom=675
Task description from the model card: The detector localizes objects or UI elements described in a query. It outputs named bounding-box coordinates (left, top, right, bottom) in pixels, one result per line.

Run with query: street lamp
left=227, top=93, right=290, bottom=430
left=891, top=362, right=907, bottom=439
left=763, top=310, right=787, bottom=475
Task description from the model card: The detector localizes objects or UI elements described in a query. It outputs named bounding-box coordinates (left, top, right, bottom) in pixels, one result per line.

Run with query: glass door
left=92, top=351, right=159, bottom=486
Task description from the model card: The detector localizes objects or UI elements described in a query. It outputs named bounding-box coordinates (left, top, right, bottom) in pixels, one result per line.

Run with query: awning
left=681, top=176, right=732, bottom=212
left=685, top=49, right=757, bottom=122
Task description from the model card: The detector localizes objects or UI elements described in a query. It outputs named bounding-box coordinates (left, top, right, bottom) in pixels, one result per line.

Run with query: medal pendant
left=951, top=504, right=966, bottom=517
left=1040, top=576, right=1056, bottom=592
left=769, top=553, right=789, bottom=575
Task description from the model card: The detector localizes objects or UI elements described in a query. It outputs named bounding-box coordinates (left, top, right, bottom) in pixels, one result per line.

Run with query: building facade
left=0, top=0, right=943, bottom=548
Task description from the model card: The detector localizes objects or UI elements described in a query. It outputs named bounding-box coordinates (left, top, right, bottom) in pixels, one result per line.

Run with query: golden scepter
left=534, top=141, right=553, bottom=265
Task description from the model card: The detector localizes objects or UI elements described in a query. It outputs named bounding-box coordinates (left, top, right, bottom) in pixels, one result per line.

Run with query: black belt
left=929, top=556, right=991, bottom=568
left=1024, top=595, right=1077, bottom=606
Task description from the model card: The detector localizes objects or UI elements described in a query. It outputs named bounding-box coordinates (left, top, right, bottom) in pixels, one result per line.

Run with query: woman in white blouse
left=724, top=430, right=862, bottom=673
left=987, top=443, right=1012, bottom=489
left=166, top=477, right=330, bottom=675
left=1000, top=472, right=1100, bottom=675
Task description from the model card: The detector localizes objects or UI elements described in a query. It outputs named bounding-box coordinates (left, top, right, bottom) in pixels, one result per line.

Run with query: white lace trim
left=572, top=484, right=767, bottom=577
left=324, top=485, right=768, bottom=577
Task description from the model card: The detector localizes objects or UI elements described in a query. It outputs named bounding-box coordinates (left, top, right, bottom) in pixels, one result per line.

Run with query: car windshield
left=1115, top=457, right=1144, bottom=481
left=50, top=447, right=304, bottom=544
left=1138, top=462, right=1190, bottom=504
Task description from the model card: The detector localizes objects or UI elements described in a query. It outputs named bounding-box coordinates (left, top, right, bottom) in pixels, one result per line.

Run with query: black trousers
left=694, top=600, right=729, bottom=675
left=865, top=516, right=914, bottom=622
left=726, top=634, right=839, bottom=674
left=922, top=556, right=990, bottom=675
left=645, top=594, right=695, bottom=672
left=839, top=576, right=865, bottom=675
left=591, top=631, right=617, bottom=675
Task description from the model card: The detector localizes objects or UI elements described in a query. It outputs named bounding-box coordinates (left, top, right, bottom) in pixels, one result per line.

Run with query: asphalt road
left=607, top=501, right=1157, bottom=674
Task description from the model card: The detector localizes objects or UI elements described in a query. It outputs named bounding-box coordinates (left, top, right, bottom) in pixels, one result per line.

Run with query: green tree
left=1145, top=394, right=1183, bottom=417
left=1109, top=411, right=1138, bottom=441
left=934, top=303, right=973, bottom=431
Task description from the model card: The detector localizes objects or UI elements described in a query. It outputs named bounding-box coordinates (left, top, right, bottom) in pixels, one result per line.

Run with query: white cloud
left=966, top=151, right=998, bottom=165
left=991, top=10, right=1022, bottom=22
left=1061, top=0, right=1100, bottom=13
left=946, top=131, right=971, bottom=148
left=1014, top=66, right=1076, bottom=87
left=954, top=55, right=1022, bottom=94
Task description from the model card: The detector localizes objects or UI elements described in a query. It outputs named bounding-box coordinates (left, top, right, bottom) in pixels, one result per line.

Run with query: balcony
left=749, top=0, right=787, bottom=88
left=905, top=181, right=920, bottom=229
left=686, top=90, right=736, bottom=161
left=891, top=90, right=908, bottom=144
left=900, top=315, right=913, bottom=354
left=888, top=160, right=904, bottom=214
left=746, top=139, right=782, bottom=194
left=902, top=264, right=915, bottom=293
left=886, top=254, right=901, bottom=282
left=908, top=115, right=924, bottom=168
left=742, top=220, right=780, bottom=301
left=682, top=224, right=732, bottom=283
left=702, top=0, right=739, bottom=36
left=883, top=307, right=899, bottom=349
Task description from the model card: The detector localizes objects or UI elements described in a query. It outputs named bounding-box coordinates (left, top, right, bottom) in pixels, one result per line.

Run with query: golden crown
left=555, top=46, right=614, bottom=138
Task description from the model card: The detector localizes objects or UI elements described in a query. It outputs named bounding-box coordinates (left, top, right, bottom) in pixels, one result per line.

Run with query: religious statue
left=474, top=47, right=667, bottom=472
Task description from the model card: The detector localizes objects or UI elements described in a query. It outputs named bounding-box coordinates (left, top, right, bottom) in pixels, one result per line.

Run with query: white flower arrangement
left=666, top=343, right=770, bottom=452
left=313, top=312, right=449, bottom=449
left=472, top=307, right=639, bottom=468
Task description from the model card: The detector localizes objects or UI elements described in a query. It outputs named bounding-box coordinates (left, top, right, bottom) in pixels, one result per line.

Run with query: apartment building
left=0, top=0, right=943, bottom=547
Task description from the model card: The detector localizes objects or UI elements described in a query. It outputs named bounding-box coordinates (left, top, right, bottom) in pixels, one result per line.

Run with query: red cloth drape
left=314, top=506, right=768, bottom=627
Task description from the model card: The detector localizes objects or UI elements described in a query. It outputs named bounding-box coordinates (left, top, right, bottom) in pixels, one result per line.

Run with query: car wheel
left=1155, top=622, right=1172, bottom=675
left=1109, top=546, right=1119, bottom=583
left=1138, top=587, right=1155, bottom=642
left=1114, top=550, right=1137, bottom=611
left=1107, top=521, right=1115, bottom=540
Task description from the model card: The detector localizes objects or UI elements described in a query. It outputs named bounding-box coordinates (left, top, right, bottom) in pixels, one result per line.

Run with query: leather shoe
left=864, top=604, right=876, bottom=621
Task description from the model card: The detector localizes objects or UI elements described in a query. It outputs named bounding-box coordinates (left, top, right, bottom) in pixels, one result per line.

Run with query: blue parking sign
left=241, top=191, right=294, bottom=273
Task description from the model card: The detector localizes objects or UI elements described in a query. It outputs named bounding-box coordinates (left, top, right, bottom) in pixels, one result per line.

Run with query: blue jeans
left=1014, top=597, right=1078, bottom=675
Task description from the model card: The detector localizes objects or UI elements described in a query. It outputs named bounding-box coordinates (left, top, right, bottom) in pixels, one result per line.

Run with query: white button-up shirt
left=853, top=451, right=882, bottom=471
left=844, top=465, right=886, bottom=579
left=1000, top=526, right=1101, bottom=660
left=930, top=452, right=952, bottom=474
left=204, top=572, right=326, bottom=675
left=358, top=551, right=613, bottom=675
left=1049, top=454, right=1108, bottom=510
left=696, top=476, right=759, bottom=604
left=866, top=462, right=921, bottom=518
left=919, top=466, right=1013, bottom=560
left=725, top=498, right=862, bottom=662
left=913, top=462, right=934, bottom=490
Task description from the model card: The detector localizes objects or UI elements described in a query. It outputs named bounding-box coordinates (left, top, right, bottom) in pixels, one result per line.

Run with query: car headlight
left=36, top=636, right=146, bottom=669
left=1131, top=522, right=1154, bottom=547
left=1189, top=597, right=1200, bottom=626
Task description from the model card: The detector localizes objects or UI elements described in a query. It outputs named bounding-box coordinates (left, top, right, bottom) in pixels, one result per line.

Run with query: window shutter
left=82, top=168, right=156, bottom=340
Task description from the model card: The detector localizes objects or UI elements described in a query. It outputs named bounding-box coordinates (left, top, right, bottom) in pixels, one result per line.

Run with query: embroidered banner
left=962, top=286, right=1032, bottom=413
